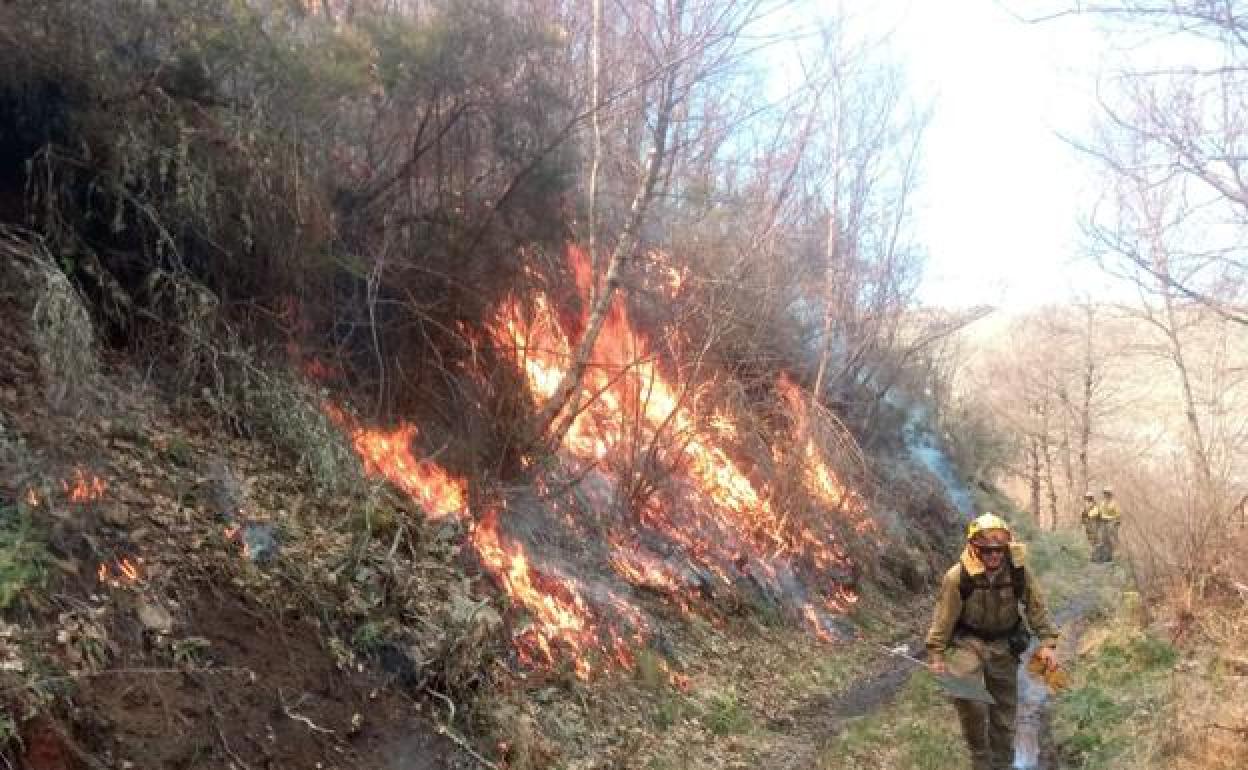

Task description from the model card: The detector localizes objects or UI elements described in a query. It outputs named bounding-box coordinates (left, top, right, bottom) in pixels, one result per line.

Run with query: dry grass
left=0, top=226, right=98, bottom=412
left=1055, top=578, right=1248, bottom=770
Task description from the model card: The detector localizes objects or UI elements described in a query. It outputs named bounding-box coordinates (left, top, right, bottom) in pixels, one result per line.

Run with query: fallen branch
left=426, top=688, right=499, bottom=770
left=278, top=689, right=335, bottom=735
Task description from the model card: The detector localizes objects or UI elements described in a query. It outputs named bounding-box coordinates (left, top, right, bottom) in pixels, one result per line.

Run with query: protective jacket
left=925, top=543, right=1060, bottom=661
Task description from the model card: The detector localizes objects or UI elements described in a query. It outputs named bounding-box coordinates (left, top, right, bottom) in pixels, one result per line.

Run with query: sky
left=878, top=3, right=1123, bottom=309
left=858, top=1, right=1121, bottom=309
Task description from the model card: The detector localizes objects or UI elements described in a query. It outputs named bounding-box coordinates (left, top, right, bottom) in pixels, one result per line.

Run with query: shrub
left=0, top=502, right=48, bottom=610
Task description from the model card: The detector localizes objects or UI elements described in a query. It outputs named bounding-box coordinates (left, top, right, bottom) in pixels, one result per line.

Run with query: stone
left=137, top=601, right=174, bottom=633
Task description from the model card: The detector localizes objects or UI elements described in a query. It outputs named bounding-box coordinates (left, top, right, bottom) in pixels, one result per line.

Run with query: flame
left=63, top=469, right=107, bottom=502
left=97, top=558, right=141, bottom=584
left=223, top=525, right=251, bottom=559
left=24, top=488, right=39, bottom=507
left=472, top=507, right=597, bottom=678
left=480, top=243, right=866, bottom=668
left=490, top=245, right=862, bottom=572
left=325, top=406, right=467, bottom=519
left=321, top=244, right=868, bottom=678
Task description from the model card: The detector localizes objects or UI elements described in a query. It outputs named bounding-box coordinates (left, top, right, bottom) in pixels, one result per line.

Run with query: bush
left=0, top=502, right=48, bottom=610
left=703, top=690, right=752, bottom=736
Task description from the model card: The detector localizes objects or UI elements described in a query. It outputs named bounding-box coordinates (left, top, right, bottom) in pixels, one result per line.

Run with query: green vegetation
left=0, top=502, right=48, bottom=609
left=703, top=690, right=752, bottom=736
left=818, top=672, right=964, bottom=770
left=1054, top=620, right=1178, bottom=769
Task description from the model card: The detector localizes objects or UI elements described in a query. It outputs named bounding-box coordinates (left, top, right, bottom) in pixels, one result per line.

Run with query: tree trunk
left=1040, top=429, right=1059, bottom=531
left=535, top=11, right=681, bottom=450
left=1028, top=437, right=1042, bottom=520
left=1160, top=288, right=1215, bottom=491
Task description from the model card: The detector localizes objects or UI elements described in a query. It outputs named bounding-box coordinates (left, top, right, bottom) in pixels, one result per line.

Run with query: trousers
left=946, top=636, right=1018, bottom=770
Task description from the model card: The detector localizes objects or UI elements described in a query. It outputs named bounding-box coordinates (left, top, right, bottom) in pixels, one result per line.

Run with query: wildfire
left=323, top=243, right=868, bottom=679
left=472, top=507, right=597, bottom=679
left=63, top=469, right=107, bottom=503
left=482, top=244, right=867, bottom=659
left=325, top=406, right=467, bottom=519
left=97, top=558, right=141, bottom=584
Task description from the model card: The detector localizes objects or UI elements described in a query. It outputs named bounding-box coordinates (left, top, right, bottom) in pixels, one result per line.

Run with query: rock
left=137, top=601, right=174, bottom=633
left=101, top=503, right=130, bottom=528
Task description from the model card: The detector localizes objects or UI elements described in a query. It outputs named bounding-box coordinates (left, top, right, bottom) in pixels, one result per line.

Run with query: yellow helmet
left=966, top=513, right=1011, bottom=544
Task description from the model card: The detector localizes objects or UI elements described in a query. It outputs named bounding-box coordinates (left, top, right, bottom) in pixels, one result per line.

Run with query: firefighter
left=926, top=513, right=1060, bottom=770
left=1080, top=491, right=1098, bottom=547
left=1095, top=487, right=1122, bottom=562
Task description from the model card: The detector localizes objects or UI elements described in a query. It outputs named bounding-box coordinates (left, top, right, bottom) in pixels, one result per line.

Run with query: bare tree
left=534, top=0, right=772, bottom=451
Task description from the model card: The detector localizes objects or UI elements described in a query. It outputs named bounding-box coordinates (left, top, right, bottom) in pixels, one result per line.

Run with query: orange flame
left=324, top=244, right=868, bottom=678
left=97, top=558, right=141, bottom=584
left=472, top=507, right=597, bottom=679
left=24, top=488, right=39, bottom=507
left=223, top=525, right=251, bottom=559
left=325, top=406, right=467, bottom=519
left=490, top=245, right=863, bottom=573
left=63, top=469, right=107, bottom=503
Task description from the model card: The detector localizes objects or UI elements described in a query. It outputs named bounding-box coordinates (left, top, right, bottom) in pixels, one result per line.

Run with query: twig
left=278, top=688, right=335, bottom=735
left=426, top=688, right=499, bottom=770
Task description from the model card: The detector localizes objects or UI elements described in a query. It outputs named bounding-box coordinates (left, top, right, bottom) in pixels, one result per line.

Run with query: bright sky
left=869, top=1, right=1119, bottom=308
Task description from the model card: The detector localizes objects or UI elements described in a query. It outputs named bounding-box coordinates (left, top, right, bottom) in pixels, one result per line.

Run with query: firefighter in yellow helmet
left=1080, top=492, right=1098, bottom=547
left=1094, top=486, right=1122, bottom=562
left=926, top=514, right=1060, bottom=770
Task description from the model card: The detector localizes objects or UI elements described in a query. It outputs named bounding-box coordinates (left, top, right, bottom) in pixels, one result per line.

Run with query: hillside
left=4, top=3, right=1246, bottom=770
left=0, top=2, right=972, bottom=767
